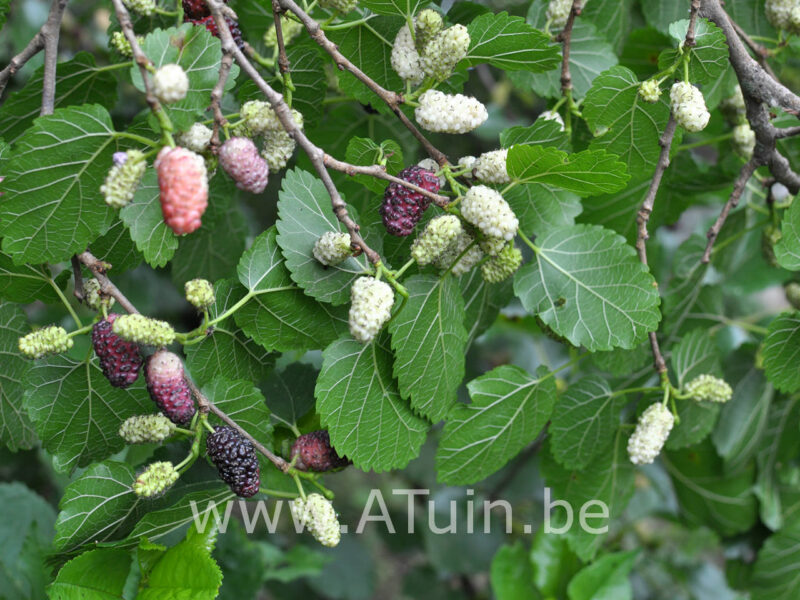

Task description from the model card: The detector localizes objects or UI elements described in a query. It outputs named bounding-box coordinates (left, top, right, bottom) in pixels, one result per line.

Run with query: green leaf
left=0, top=104, right=117, bottom=264
left=360, top=0, right=422, bottom=17
left=530, top=530, right=580, bottom=599
left=541, top=432, right=635, bottom=561
left=0, top=482, right=55, bottom=600
left=25, top=356, right=152, bottom=473
left=750, top=522, right=800, bottom=599
left=0, top=303, right=35, bottom=452
left=506, top=184, right=582, bottom=235
left=567, top=550, right=636, bottom=600
left=0, top=1, right=9, bottom=29
left=490, top=543, right=540, bottom=600
left=666, top=329, right=722, bottom=450
left=90, top=219, right=143, bottom=274
left=328, top=18, right=404, bottom=114
left=642, top=0, right=689, bottom=34
left=775, top=196, right=800, bottom=270
left=506, top=146, right=629, bottom=196
left=388, top=275, right=468, bottom=422
left=763, top=312, right=800, bottom=393
left=263, top=364, right=318, bottom=429
left=436, top=365, right=557, bottom=485
left=284, top=40, right=326, bottom=128
left=344, top=137, right=404, bottom=193
left=127, top=487, right=234, bottom=544
left=712, top=366, right=772, bottom=472
left=184, top=280, right=274, bottom=386
left=170, top=177, right=247, bottom=287
left=583, top=66, right=672, bottom=174
left=203, top=376, right=273, bottom=448
left=0, top=52, right=118, bottom=145
left=755, top=396, right=800, bottom=531
left=133, top=25, right=239, bottom=131
left=235, top=228, right=348, bottom=352
left=582, top=0, right=634, bottom=51
left=54, top=461, right=137, bottom=552
left=460, top=269, right=515, bottom=347
left=138, top=533, right=222, bottom=600
left=516, top=22, right=618, bottom=100
left=550, top=376, right=624, bottom=470
left=48, top=548, right=132, bottom=600
left=315, top=336, right=428, bottom=472
left=276, top=169, right=370, bottom=305
left=464, top=12, right=560, bottom=72
left=659, top=19, right=729, bottom=85
left=664, top=438, right=757, bottom=536
left=514, top=224, right=661, bottom=351
left=119, top=169, right=178, bottom=268
left=501, top=119, right=571, bottom=152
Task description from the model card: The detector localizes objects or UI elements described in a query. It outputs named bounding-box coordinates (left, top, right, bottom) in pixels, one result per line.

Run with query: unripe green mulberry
left=119, top=414, right=176, bottom=444
left=240, top=100, right=280, bottom=136
left=685, top=374, right=733, bottom=403
left=123, top=0, right=155, bottom=16
left=415, top=9, right=443, bottom=52
left=110, top=31, right=142, bottom=57
left=432, top=231, right=484, bottom=276
left=627, top=403, right=674, bottom=465
left=318, top=0, right=358, bottom=13
left=185, top=279, right=214, bottom=309
left=133, top=461, right=179, bottom=498
left=291, top=493, right=341, bottom=547
left=18, top=326, right=73, bottom=359
left=101, top=150, right=147, bottom=209
left=785, top=282, right=800, bottom=310
left=481, top=245, right=522, bottom=283
left=420, top=25, right=470, bottom=81
left=264, top=16, right=304, bottom=47
left=313, top=232, right=352, bottom=266
left=84, top=278, right=115, bottom=312
left=411, top=215, right=462, bottom=265
left=479, top=237, right=506, bottom=257
left=112, top=314, right=176, bottom=346
left=638, top=80, right=661, bottom=103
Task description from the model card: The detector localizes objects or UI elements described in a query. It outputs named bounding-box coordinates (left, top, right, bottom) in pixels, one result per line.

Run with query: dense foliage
left=1, top=0, right=800, bottom=598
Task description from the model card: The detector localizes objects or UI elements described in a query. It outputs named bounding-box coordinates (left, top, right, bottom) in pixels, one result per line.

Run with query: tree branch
left=209, top=52, right=233, bottom=149
left=277, top=0, right=449, bottom=165
left=0, top=0, right=69, bottom=103
left=701, top=158, right=758, bottom=263
left=205, top=0, right=381, bottom=265
left=77, top=251, right=139, bottom=315
left=556, top=0, right=582, bottom=95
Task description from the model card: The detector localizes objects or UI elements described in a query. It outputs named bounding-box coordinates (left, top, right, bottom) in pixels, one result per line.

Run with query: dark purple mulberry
left=380, top=166, right=441, bottom=236
left=291, top=430, right=351, bottom=472
left=92, top=314, right=143, bottom=388
left=189, top=14, right=244, bottom=50
left=206, top=426, right=261, bottom=497
left=144, top=350, right=196, bottom=425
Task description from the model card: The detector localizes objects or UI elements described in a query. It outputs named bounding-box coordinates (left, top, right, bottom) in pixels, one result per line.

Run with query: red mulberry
left=144, top=350, right=196, bottom=425
left=380, top=165, right=441, bottom=236
left=92, top=314, right=143, bottom=388
left=291, top=430, right=351, bottom=472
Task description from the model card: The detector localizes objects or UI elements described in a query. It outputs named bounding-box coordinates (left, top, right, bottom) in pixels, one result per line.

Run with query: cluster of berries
left=765, top=0, right=800, bottom=34
left=182, top=0, right=244, bottom=50
left=237, top=100, right=304, bottom=171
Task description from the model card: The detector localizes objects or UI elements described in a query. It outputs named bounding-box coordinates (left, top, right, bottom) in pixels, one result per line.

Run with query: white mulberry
left=670, top=82, right=711, bottom=133
left=627, top=403, right=674, bottom=465
left=733, top=123, right=756, bottom=158
left=185, top=279, right=215, bottom=309
left=313, top=232, right=352, bottom=266
left=415, top=90, right=488, bottom=134
left=123, top=0, right=155, bottom=16
left=291, top=494, right=341, bottom=547
left=348, top=276, right=394, bottom=343
left=547, top=0, right=572, bottom=29
left=152, top=64, right=189, bottom=104
left=319, top=0, right=358, bottom=13
left=415, top=9, right=443, bottom=52
left=685, top=374, right=733, bottom=403
left=420, top=25, right=470, bottom=81
left=474, top=149, right=510, bottom=184
left=460, top=185, right=518, bottom=241
left=638, top=80, right=661, bottom=103
left=176, top=123, right=213, bottom=154
left=432, top=231, right=483, bottom=276
left=391, top=25, right=424, bottom=86
left=119, top=414, right=175, bottom=444
left=411, top=215, right=462, bottom=265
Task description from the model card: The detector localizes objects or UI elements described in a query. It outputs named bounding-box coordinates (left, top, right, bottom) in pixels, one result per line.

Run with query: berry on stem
left=93, top=314, right=143, bottom=388
left=185, top=279, right=215, bottom=309
left=291, top=430, right=351, bottom=472
left=133, top=461, right=179, bottom=498
left=460, top=185, right=519, bottom=241
left=206, top=425, right=261, bottom=497
left=152, top=64, right=189, bottom=104
left=627, top=403, right=674, bottom=465
left=415, top=90, right=488, bottom=134
left=391, top=24, right=424, bottom=85
left=113, top=314, right=176, bottom=346
left=18, top=326, right=73, bottom=359
left=670, top=82, right=711, bottom=133
left=101, top=150, right=146, bottom=209
left=119, top=414, right=176, bottom=444
left=218, top=137, right=270, bottom=194
left=380, top=165, right=441, bottom=236
left=411, top=215, right=462, bottom=265
left=349, top=276, right=394, bottom=344
left=313, top=232, right=353, bottom=266
left=156, top=146, right=209, bottom=235
left=291, top=493, right=341, bottom=547
left=145, top=350, right=196, bottom=425
left=685, top=374, right=733, bottom=403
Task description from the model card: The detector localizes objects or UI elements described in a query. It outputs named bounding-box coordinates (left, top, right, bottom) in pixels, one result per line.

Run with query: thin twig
left=277, top=0, right=448, bottom=165
left=272, top=0, right=291, bottom=78
left=187, top=378, right=291, bottom=473
left=209, top=52, right=233, bottom=149
left=323, top=154, right=450, bottom=207
left=556, top=0, right=582, bottom=95
left=774, top=126, right=800, bottom=139
left=701, top=159, right=758, bottom=263
left=77, top=251, right=139, bottom=315
left=206, top=0, right=381, bottom=265
left=0, top=0, right=69, bottom=102
left=727, top=14, right=777, bottom=80
left=71, top=255, right=85, bottom=303
left=40, top=0, right=69, bottom=116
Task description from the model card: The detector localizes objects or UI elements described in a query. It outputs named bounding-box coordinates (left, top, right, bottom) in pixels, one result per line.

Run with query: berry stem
left=376, top=263, right=408, bottom=299
left=66, top=324, right=93, bottom=338
left=676, top=132, right=734, bottom=152
left=292, top=473, right=307, bottom=500
left=114, top=132, right=159, bottom=148
left=49, top=278, right=83, bottom=328
left=259, top=488, right=300, bottom=499
left=392, top=258, right=416, bottom=280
